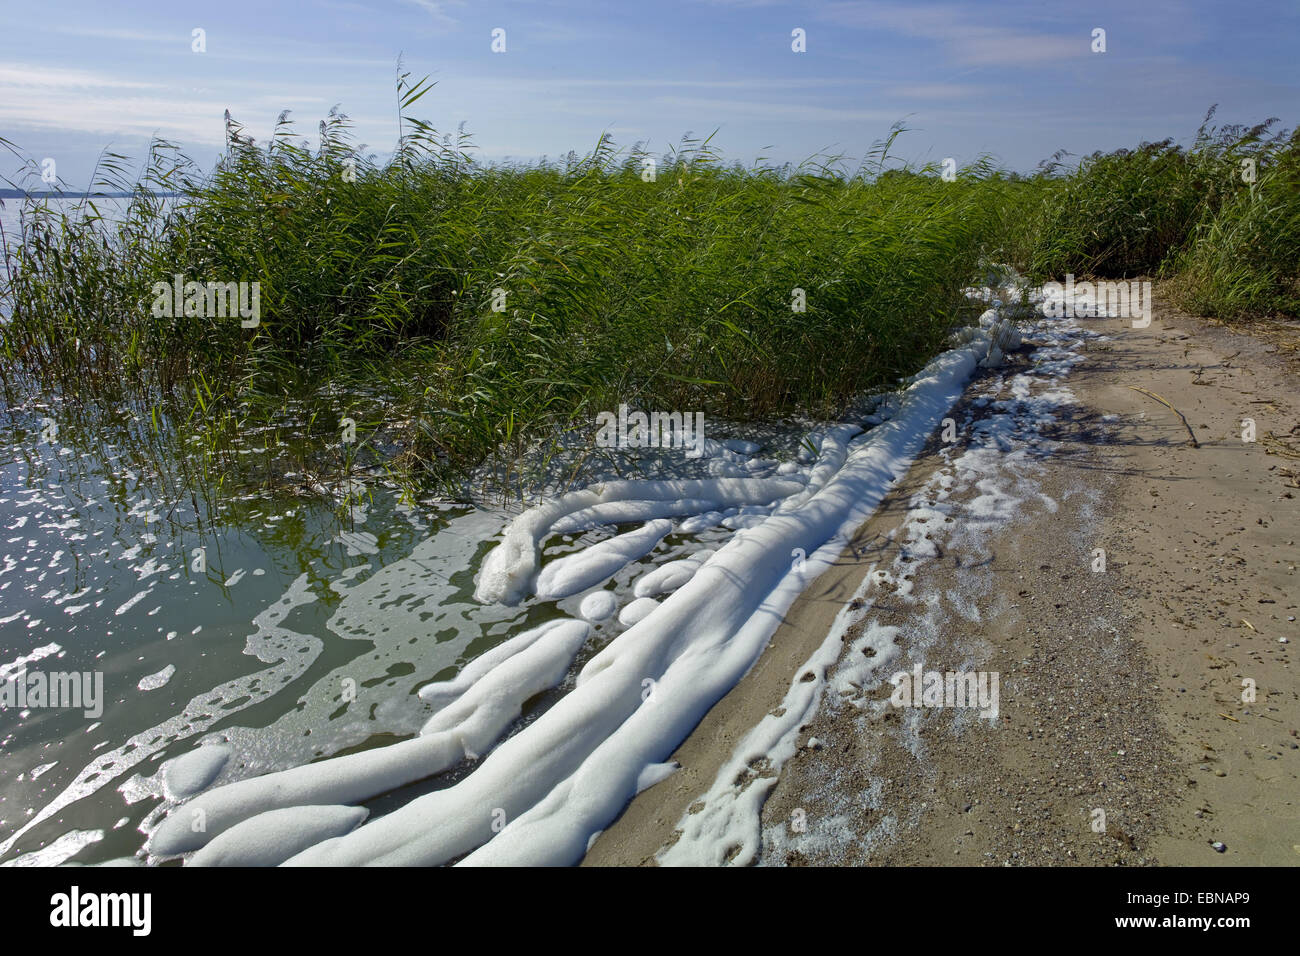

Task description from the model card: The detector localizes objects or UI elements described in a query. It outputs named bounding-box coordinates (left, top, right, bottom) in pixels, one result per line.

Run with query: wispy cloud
left=651, top=95, right=903, bottom=124
left=50, top=24, right=392, bottom=68
left=0, top=64, right=218, bottom=141
left=400, top=0, right=465, bottom=28
left=0, top=91, right=230, bottom=144
left=0, top=62, right=381, bottom=146
left=50, top=26, right=191, bottom=44
left=491, top=76, right=864, bottom=91
left=887, top=82, right=986, bottom=100
left=816, top=1, right=1087, bottom=65
left=0, top=63, right=164, bottom=91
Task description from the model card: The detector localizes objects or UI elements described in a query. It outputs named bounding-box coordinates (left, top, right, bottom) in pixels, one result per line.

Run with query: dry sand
left=584, top=291, right=1299, bottom=867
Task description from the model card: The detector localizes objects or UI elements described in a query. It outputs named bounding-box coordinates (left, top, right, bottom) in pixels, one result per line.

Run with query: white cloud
left=525, top=76, right=861, bottom=91
left=0, top=63, right=164, bottom=91
left=650, top=95, right=903, bottom=124
left=816, top=1, right=1086, bottom=65
left=0, top=61, right=398, bottom=148
left=887, top=82, right=985, bottom=100
left=1, top=93, right=228, bottom=145
left=400, top=0, right=465, bottom=28
left=49, top=26, right=190, bottom=44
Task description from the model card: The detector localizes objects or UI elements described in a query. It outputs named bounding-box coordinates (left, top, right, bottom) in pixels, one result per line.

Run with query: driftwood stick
left=1128, top=385, right=1200, bottom=447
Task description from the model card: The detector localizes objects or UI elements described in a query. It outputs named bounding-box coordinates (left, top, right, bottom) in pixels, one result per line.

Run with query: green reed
left=1, top=87, right=1292, bottom=498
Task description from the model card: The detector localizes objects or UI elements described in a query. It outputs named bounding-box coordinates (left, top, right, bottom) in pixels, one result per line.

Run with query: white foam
left=277, top=333, right=989, bottom=866
left=137, top=664, right=175, bottom=692
left=162, top=744, right=231, bottom=799
left=0, top=573, right=322, bottom=861
left=632, top=551, right=713, bottom=599
left=150, top=620, right=590, bottom=858
left=0, top=642, right=61, bottom=682
left=550, top=499, right=719, bottom=535
left=187, top=805, right=368, bottom=867
left=417, top=619, right=563, bottom=711
left=579, top=590, right=618, bottom=622
left=475, top=477, right=804, bottom=605
left=678, top=511, right=724, bottom=534
left=534, top=520, right=672, bottom=601
left=661, top=302, right=1091, bottom=865
left=618, top=597, right=660, bottom=627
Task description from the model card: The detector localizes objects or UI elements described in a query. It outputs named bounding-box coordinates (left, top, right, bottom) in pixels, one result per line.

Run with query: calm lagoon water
left=0, top=198, right=552, bottom=864
left=0, top=399, right=565, bottom=865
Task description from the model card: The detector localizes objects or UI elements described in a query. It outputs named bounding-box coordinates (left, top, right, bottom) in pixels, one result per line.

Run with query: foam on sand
left=660, top=307, right=1090, bottom=865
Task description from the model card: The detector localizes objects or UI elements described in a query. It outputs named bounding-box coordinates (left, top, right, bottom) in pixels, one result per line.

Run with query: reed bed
left=1, top=86, right=1294, bottom=495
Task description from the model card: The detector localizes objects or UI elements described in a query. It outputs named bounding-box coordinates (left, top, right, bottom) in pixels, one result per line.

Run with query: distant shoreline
left=0, top=189, right=179, bottom=199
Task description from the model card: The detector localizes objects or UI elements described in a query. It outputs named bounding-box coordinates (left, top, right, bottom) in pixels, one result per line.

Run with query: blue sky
left=2, top=0, right=1297, bottom=187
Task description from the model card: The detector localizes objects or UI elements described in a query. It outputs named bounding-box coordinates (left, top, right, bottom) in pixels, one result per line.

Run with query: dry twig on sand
left=1127, top=385, right=1200, bottom=447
